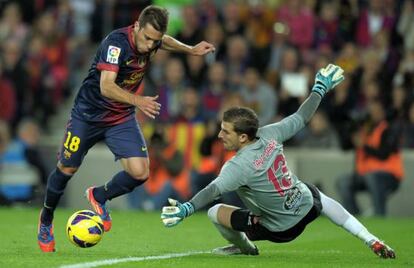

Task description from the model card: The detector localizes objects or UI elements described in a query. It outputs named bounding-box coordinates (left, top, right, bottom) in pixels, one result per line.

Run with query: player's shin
left=93, top=171, right=147, bottom=203
left=208, top=204, right=257, bottom=255
left=319, top=191, right=378, bottom=243
left=41, top=168, right=73, bottom=225
left=211, top=222, right=257, bottom=255
left=320, top=191, right=396, bottom=258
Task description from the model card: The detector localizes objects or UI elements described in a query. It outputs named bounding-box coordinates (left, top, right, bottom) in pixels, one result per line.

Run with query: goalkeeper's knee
left=208, top=203, right=223, bottom=224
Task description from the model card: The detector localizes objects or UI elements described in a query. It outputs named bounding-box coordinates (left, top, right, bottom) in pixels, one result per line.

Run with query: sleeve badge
left=106, top=45, right=121, bottom=64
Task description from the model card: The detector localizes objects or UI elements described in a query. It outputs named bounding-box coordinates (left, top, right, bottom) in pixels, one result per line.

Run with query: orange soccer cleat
left=37, top=212, right=55, bottom=252
left=85, top=186, right=112, bottom=232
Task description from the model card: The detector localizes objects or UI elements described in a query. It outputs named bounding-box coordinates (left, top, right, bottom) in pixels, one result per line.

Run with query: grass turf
left=0, top=207, right=413, bottom=267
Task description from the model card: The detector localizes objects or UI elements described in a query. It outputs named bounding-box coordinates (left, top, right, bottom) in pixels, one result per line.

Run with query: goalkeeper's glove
left=311, top=64, right=345, bottom=97
left=161, top=198, right=195, bottom=227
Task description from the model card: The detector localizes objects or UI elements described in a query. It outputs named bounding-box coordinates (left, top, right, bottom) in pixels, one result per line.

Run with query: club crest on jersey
left=107, top=46, right=121, bottom=64
left=63, top=149, right=72, bottom=159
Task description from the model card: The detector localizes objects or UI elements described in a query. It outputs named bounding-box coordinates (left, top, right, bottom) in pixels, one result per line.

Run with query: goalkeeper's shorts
left=231, top=183, right=322, bottom=243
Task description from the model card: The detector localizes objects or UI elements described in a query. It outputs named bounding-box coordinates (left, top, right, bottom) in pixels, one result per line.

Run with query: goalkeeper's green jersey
left=212, top=113, right=315, bottom=232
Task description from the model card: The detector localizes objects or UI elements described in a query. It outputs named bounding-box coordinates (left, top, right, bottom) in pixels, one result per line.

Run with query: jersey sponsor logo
left=283, top=187, right=303, bottom=210
left=122, top=71, right=145, bottom=86
left=254, top=140, right=277, bottom=169
left=107, top=45, right=121, bottom=64
left=126, top=56, right=147, bottom=68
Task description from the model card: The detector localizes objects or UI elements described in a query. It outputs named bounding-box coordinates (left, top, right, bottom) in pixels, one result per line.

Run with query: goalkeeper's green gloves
left=161, top=198, right=195, bottom=227
left=311, top=64, right=345, bottom=97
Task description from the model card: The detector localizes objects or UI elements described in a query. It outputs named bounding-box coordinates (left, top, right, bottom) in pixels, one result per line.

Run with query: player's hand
left=191, top=41, right=215, bottom=56
left=134, top=95, right=161, bottom=119
left=161, top=198, right=194, bottom=227
left=311, top=64, right=345, bottom=97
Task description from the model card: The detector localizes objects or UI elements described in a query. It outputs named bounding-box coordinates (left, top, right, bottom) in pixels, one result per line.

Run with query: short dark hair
left=138, top=5, right=169, bottom=33
left=223, top=107, right=259, bottom=140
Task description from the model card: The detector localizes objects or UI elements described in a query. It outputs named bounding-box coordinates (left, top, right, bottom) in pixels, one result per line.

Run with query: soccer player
left=37, top=5, right=215, bottom=252
left=161, top=64, right=396, bottom=259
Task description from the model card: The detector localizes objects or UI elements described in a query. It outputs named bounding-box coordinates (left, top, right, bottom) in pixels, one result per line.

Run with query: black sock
left=41, top=168, right=73, bottom=225
left=93, top=171, right=147, bottom=204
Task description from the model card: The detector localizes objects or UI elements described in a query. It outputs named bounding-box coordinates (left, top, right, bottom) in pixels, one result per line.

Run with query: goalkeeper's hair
left=138, top=5, right=169, bottom=33
left=223, top=107, right=259, bottom=140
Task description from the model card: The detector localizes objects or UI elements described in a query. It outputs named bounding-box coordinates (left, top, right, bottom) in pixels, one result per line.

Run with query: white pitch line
left=59, top=251, right=210, bottom=268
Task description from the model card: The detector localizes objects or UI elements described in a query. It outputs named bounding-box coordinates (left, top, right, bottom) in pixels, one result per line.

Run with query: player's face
left=218, top=122, right=241, bottom=151
left=134, top=22, right=163, bottom=53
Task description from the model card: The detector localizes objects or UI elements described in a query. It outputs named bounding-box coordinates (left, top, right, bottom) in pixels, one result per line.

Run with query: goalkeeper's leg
left=319, top=191, right=395, bottom=258
left=207, top=204, right=258, bottom=255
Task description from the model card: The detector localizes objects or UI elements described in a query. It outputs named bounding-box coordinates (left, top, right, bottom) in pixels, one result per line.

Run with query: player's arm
left=161, top=34, right=215, bottom=56
left=160, top=182, right=221, bottom=227
left=161, top=162, right=245, bottom=227
left=263, top=64, right=345, bottom=142
left=100, top=70, right=161, bottom=119
left=296, top=64, right=344, bottom=123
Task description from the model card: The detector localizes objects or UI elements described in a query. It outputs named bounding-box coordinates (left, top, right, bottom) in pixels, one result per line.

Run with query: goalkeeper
left=161, top=64, right=396, bottom=259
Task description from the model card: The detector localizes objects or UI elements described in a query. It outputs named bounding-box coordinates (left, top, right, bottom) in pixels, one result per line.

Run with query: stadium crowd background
left=0, top=0, right=413, bottom=211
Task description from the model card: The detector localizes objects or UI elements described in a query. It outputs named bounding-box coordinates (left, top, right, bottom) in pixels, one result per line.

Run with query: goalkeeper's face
left=134, top=22, right=163, bottom=53
left=218, top=122, right=242, bottom=151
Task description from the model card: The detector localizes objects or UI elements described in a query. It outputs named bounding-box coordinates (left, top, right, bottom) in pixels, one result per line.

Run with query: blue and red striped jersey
left=72, top=25, right=160, bottom=126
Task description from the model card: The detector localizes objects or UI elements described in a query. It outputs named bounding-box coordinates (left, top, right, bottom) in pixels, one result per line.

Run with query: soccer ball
left=66, top=210, right=104, bottom=248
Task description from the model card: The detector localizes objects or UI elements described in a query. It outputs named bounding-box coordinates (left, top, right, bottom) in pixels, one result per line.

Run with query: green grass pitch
left=0, top=207, right=413, bottom=267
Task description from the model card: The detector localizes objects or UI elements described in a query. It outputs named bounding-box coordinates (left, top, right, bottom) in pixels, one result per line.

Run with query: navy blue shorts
left=58, top=116, right=148, bottom=167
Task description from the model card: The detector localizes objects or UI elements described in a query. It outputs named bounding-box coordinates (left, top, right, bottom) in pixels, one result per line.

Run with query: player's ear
left=239, top=133, right=249, bottom=144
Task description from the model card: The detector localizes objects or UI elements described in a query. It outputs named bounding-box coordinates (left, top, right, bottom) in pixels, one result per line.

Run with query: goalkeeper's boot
left=368, top=240, right=396, bottom=259
left=37, top=213, right=55, bottom=252
left=85, top=186, right=112, bottom=232
left=212, top=244, right=259, bottom=256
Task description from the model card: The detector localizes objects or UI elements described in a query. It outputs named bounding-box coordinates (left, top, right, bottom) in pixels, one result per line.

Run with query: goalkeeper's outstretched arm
left=297, top=63, right=344, bottom=124
left=188, top=182, right=221, bottom=210
left=262, top=64, right=345, bottom=143
left=161, top=182, right=221, bottom=227
left=295, top=92, right=322, bottom=124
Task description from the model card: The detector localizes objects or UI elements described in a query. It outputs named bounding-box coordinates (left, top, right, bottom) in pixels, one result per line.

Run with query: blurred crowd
left=0, top=0, right=413, bottom=210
